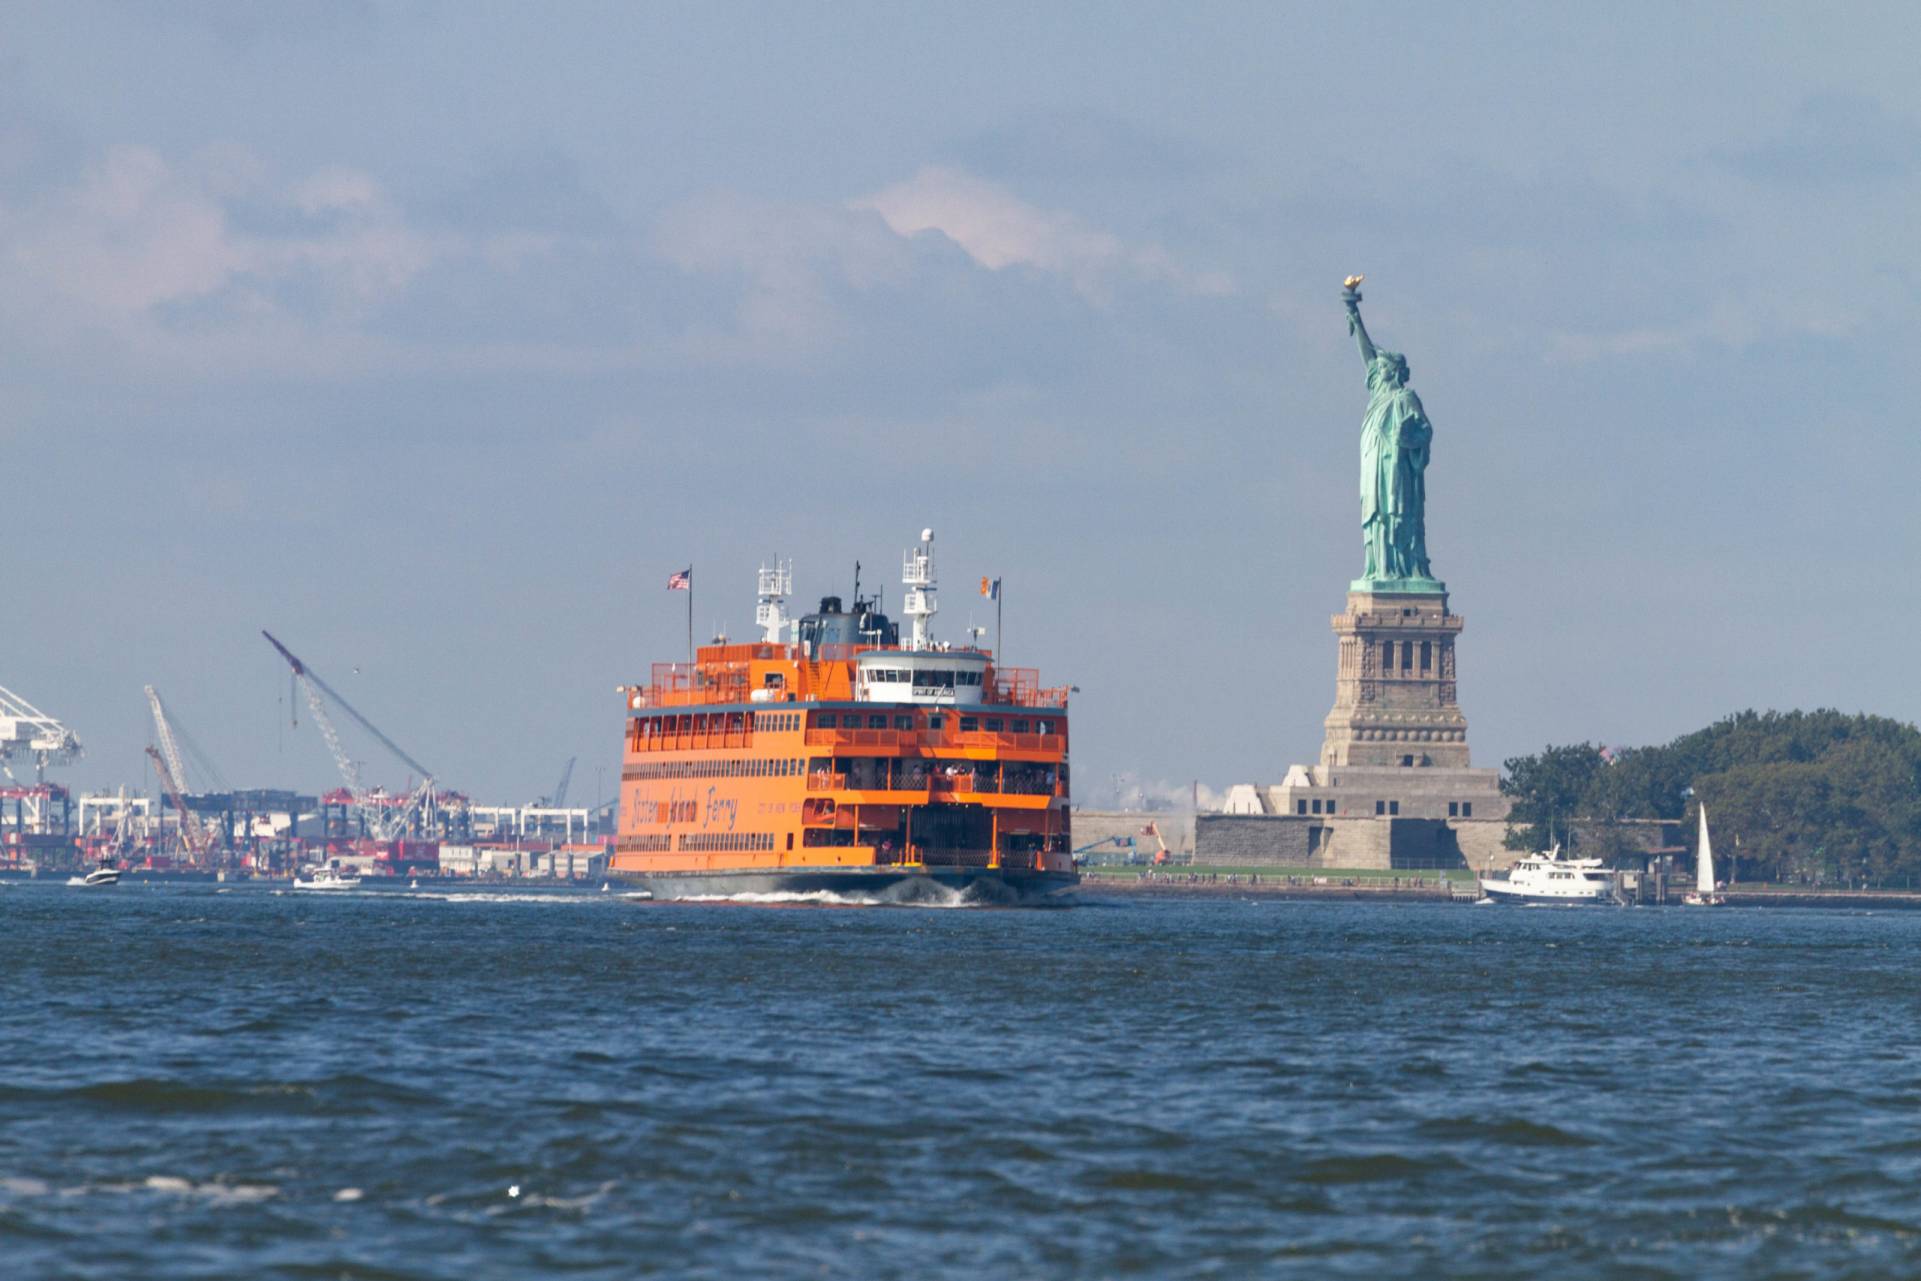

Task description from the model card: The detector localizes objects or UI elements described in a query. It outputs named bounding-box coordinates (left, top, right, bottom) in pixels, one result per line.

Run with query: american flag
left=666, top=567, right=691, bottom=591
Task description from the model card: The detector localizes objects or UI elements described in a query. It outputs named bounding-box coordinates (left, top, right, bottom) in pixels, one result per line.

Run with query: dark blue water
left=4, top=884, right=1920, bottom=1279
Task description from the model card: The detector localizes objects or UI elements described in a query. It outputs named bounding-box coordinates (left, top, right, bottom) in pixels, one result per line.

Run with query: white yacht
left=1479, top=847, right=1614, bottom=905
left=293, top=866, right=362, bottom=892
left=1683, top=806, right=1724, bottom=907
left=67, top=866, right=121, bottom=888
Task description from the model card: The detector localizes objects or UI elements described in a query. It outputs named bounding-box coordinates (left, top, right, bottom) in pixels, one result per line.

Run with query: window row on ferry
left=814, top=711, right=1060, bottom=736
left=864, top=668, right=985, bottom=687
left=627, top=757, right=804, bottom=780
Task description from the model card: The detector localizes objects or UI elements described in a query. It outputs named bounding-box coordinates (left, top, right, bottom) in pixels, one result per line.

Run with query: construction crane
left=0, top=683, right=82, bottom=783
left=1140, top=820, right=1172, bottom=865
left=145, top=745, right=219, bottom=862
left=144, top=686, right=226, bottom=862
left=262, top=631, right=434, bottom=841
left=1071, top=822, right=1173, bottom=866
left=549, top=756, right=576, bottom=808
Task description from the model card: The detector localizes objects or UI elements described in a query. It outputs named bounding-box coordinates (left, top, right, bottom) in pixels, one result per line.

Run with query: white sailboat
left=1683, top=805, right=1723, bottom=907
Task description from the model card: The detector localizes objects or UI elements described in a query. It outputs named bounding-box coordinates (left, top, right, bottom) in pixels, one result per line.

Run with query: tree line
left=1501, top=710, right=1921, bottom=885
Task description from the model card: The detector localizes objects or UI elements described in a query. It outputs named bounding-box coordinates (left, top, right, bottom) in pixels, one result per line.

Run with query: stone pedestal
left=1204, top=582, right=1514, bottom=872
left=1322, top=587, right=1468, bottom=769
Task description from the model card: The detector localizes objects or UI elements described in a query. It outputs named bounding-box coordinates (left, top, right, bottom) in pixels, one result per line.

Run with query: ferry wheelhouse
left=611, top=531, right=1078, bottom=900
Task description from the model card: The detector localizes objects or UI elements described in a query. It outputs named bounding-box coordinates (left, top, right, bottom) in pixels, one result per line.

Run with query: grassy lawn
left=1079, top=863, right=1477, bottom=883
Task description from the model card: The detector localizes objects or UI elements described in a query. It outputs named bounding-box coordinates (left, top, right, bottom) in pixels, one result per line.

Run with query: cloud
left=1716, top=94, right=1921, bottom=187
left=853, top=165, right=1233, bottom=301
left=652, top=195, right=914, bottom=361
left=0, top=143, right=589, bottom=376
left=948, top=110, right=1217, bottom=186
left=1545, top=279, right=1860, bottom=363
left=1, top=145, right=432, bottom=326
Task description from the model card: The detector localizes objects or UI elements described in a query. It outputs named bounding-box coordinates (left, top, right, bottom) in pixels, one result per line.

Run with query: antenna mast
left=902, top=528, right=938, bottom=650
left=756, top=559, right=793, bottom=643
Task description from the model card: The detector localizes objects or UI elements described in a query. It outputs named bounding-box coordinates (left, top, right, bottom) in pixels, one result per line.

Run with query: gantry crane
left=0, top=683, right=82, bottom=783
left=262, top=632, right=435, bottom=841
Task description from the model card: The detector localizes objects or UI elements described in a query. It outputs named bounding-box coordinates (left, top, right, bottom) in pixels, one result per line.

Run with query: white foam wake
left=671, top=884, right=995, bottom=909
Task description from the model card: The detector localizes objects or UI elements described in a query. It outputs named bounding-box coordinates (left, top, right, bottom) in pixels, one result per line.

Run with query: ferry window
left=1462, top=802, right=1473, bottom=818
left=960, top=717, right=978, bottom=732
left=895, top=715, right=912, bottom=729
left=1448, top=801, right=1459, bottom=817
left=928, top=715, right=944, bottom=730
left=818, top=713, right=837, bottom=728
left=1389, top=801, right=1400, bottom=816
left=868, top=714, right=887, bottom=729
left=1032, top=718, right=1051, bottom=734
left=1297, top=800, right=1308, bottom=815
left=985, top=718, right=1002, bottom=732
left=1012, top=720, right=1029, bottom=734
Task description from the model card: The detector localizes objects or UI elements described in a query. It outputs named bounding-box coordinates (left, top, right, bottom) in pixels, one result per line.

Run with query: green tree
left=1503, top=710, right=1921, bottom=884
left=1500, top=743, right=1605, bottom=851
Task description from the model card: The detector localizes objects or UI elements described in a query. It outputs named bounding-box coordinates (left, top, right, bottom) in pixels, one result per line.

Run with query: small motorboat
left=293, top=866, right=363, bottom=892
left=67, top=866, right=122, bottom=888
left=1478, top=846, right=1614, bottom=905
left=409, top=878, right=420, bottom=890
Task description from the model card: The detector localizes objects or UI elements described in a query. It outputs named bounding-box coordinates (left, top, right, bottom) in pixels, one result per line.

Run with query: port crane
left=548, top=756, right=576, bottom=808
left=261, top=632, right=435, bottom=842
left=144, top=686, right=224, bottom=862
left=0, top=682, right=82, bottom=783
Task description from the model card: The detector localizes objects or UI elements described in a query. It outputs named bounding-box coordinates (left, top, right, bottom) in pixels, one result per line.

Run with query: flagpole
left=996, top=584, right=1003, bottom=664
left=687, top=565, right=694, bottom=670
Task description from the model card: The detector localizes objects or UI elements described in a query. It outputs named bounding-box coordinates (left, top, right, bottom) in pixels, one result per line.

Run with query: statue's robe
left=1359, top=357, right=1433, bottom=581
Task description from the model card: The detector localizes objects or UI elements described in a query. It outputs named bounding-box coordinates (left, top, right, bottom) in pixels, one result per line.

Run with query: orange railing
left=805, top=728, right=1065, bottom=754
left=628, top=651, right=1069, bottom=711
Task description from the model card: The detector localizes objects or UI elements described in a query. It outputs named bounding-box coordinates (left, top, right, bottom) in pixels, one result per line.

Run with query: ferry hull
left=615, top=865, right=1078, bottom=903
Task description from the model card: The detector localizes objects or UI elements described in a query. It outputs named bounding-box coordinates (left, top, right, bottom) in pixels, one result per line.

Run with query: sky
left=5, top=2, right=1921, bottom=810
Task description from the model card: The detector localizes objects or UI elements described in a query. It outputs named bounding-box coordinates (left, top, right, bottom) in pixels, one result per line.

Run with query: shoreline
left=1074, top=876, right=1921, bottom=909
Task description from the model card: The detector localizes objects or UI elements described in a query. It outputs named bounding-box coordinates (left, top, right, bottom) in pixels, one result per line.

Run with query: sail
left=1696, top=805, right=1716, bottom=895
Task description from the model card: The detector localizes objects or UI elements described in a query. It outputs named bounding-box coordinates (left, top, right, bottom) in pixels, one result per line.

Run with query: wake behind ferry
left=610, top=530, right=1078, bottom=901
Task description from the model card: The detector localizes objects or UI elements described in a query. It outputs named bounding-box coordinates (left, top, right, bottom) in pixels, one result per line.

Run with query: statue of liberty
left=1342, top=276, right=1438, bottom=589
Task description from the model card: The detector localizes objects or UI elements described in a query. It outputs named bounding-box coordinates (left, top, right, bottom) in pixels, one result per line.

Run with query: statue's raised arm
left=1342, top=275, right=1377, bottom=368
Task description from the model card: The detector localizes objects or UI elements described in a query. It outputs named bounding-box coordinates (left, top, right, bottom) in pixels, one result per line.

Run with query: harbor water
left=3, top=884, right=1919, bottom=1279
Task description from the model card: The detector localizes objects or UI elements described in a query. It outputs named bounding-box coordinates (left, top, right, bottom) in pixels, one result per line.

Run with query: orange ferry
left=611, top=530, right=1078, bottom=900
